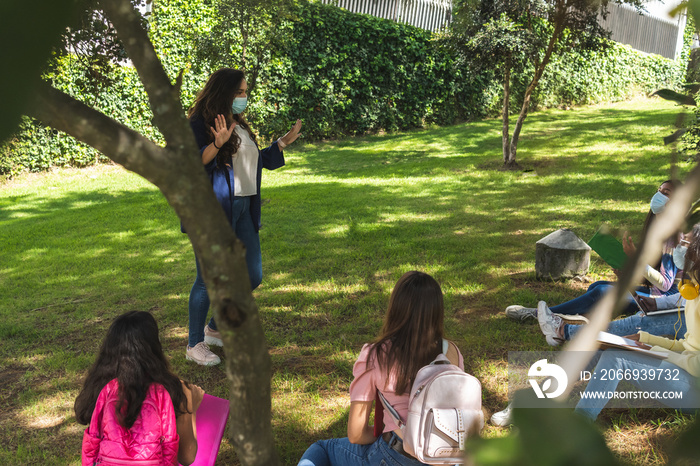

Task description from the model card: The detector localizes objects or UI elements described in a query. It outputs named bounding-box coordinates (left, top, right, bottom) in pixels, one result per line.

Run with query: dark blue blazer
left=185, top=116, right=285, bottom=233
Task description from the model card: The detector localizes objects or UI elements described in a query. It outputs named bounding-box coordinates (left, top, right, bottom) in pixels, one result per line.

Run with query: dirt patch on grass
left=269, top=346, right=342, bottom=376
left=0, top=363, right=32, bottom=388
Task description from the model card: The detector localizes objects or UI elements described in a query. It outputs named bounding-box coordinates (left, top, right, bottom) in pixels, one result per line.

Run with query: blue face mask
left=231, top=97, right=247, bottom=114
left=650, top=191, right=669, bottom=214
left=673, top=244, right=688, bottom=269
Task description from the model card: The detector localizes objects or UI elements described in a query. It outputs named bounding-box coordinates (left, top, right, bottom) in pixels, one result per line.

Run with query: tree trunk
left=502, top=55, right=512, bottom=166
left=505, top=20, right=564, bottom=168
left=29, top=1, right=281, bottom=464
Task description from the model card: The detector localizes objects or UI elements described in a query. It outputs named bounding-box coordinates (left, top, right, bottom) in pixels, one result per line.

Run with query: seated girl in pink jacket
left=75, top=311, right=204, bottom=465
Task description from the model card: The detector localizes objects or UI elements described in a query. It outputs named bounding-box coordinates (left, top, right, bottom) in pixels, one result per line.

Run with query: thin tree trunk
left=507, top=20, right=564, bottom=166
left=502, top=55, right=511, bottom=165
left=30, top=1, right=281, bottom=464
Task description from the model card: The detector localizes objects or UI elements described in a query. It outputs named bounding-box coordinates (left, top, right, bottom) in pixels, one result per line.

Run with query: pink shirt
left=349, top=342, right=465, bottom=433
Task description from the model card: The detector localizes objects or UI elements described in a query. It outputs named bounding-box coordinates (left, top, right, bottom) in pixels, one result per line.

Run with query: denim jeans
left=298, top=433, right=429, bottom=466
left=551, top=281, right=652, bottom=316
left=565, top=310, right=687, bottom=341
left=188, top=196, right=263, bottom=347
left=575, top=349, right=700, bottom=420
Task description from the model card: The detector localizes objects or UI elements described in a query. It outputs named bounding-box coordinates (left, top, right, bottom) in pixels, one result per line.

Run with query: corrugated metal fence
left=321, top=0, right=686, bottom=59
left=599, top=2, right=686, bottom=59
left=320, top=0, right=453, bottom=32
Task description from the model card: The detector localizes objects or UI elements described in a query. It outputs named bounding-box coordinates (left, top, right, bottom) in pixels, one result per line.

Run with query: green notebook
left=588, top=227, right=627, bottom=269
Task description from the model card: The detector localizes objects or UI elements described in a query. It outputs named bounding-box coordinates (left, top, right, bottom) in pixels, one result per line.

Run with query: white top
left=232, top=125, right=259, bottom=197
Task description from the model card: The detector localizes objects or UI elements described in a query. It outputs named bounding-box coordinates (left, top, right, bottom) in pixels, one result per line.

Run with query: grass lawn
left=1, top=96, right=697, bottom=465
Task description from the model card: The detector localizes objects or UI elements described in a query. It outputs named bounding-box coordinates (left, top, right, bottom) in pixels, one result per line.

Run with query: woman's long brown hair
left=684, top=223, right=700, bottom=283
left=187, top=68, right=257, bottom=170
left=369, top=271, right=444, bottom=395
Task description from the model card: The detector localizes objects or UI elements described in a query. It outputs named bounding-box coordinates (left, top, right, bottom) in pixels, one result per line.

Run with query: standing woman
left=185, top=68, right=302, bottom=366
left=298, top=271, right=470, bottom=466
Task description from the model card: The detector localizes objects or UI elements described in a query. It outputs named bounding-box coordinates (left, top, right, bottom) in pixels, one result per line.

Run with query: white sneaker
left=554, top=313, right=589, bottom=324
left=537, top=301, right=564, bottom=346
left=204, top=324, right=223, bottom=347
left=491, top=405, right=512, bottom=426
left=505, top=305, right=537, bottom=322
left=186, top=342, right=221, bottom=366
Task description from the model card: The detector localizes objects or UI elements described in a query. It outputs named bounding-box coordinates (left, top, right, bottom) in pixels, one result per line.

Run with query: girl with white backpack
left=298, top=271, right=482, bottom=466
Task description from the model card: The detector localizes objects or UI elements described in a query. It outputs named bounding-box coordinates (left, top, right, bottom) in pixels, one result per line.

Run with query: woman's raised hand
left=210, top=114, right=236, bottom=149
left=280, top=119, right=302, bottom=147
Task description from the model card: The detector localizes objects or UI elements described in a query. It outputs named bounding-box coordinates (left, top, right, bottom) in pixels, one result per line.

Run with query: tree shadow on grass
left=1, top=99, right=686, bottom=463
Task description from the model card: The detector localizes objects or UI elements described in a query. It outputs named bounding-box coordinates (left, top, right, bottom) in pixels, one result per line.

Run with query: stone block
left=536, top=229, right=591, bottom=280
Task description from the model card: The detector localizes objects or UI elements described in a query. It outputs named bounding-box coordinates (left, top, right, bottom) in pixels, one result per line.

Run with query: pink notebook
left=179, top=394, right=230, bottom=466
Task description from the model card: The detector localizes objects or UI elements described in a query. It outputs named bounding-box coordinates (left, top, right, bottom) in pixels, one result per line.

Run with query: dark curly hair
left=187, top=68, right=257, bottom=170
left=74, top=311, right=188, bottom=428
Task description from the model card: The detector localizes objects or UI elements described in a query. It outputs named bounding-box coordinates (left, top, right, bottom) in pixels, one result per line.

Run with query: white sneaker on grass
left=491, top=404, right=512, bottom=426
left=505, top=305, right=537, bottom=322
left=537, top=301, right=565, bottom=346
left=204, top=324, right=223, bottom=347
left=554, top=313, right=589, bottom=324
left=186, top=342, right=221, bottom=366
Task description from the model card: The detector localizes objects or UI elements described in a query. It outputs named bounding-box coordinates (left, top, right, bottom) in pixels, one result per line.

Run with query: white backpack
left=379, top=340, right=484, bottom=464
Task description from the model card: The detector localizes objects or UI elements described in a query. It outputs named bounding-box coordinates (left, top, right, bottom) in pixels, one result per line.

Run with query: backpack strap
left=377, top=390, right=405, bottom=429
left=377, top=340, right=460, bottom=429
left=444, top=339, right=461, bottom=367
left=372, top=390, right=385, bottom=437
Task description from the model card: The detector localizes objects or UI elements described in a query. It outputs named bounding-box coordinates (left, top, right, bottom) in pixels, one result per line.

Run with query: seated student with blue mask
left=539, top=237, right=691, bottom=346
left=505, top=180, right=683, bottom=336
left=575, top=223, right=700, bottom=421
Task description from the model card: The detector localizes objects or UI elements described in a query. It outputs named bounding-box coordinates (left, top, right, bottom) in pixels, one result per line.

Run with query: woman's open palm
left=210, top=114, right=235, bottom=148
left=280, top=119, right=302, bottom=146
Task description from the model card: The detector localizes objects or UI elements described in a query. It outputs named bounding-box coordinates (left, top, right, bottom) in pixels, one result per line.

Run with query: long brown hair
left=369, top=271, right=445, bottom=395
left=684, top=223, right=700, bottom=283
left=188, top=68, right=257, bottom=170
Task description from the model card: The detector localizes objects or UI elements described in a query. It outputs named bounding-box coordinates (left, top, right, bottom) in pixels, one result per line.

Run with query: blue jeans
left=575, top=349, right=700, bottom=420
left=188, top=196, right=263, bottom=347
left=565, top=311, right=687, bottom=340
left=298, top=433, right=428, bottom=466
left=551, top=281, right=652, bottom=316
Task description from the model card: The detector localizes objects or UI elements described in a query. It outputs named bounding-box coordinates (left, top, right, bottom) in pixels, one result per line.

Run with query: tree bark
left=29, top=1, right=281, bottom=464
left=505, top=13, right=565, bottom=167
left=502, top=55, right=512, bottom=166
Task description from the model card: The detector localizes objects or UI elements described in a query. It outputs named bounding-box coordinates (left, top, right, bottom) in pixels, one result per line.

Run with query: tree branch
left=30, top=83, right=170, bottom=185
left=99, top=0, right=189, bottom=147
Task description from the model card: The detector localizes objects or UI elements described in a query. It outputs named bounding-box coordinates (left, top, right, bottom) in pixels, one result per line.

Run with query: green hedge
left=0, top=0, right=688, bottom=176
left=526, top=42, right=685, bottom=110
left=259, top=1, right=492, bottom=140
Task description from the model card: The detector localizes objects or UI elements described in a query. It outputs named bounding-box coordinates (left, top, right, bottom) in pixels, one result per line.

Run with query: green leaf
left=688, top=0, right=700, bottom=27
left=669, top=416, right=700, bottom=464
left=465, top=435, right=521, bottom=465
left=0, top=0, right=82, bottom=144
left=652, top=89, right=697, bottom=106
left=511, top=391, right=620, bottom=466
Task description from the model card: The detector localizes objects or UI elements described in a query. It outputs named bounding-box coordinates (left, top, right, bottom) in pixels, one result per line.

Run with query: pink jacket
left=82, top=379, right=179, bottom=465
